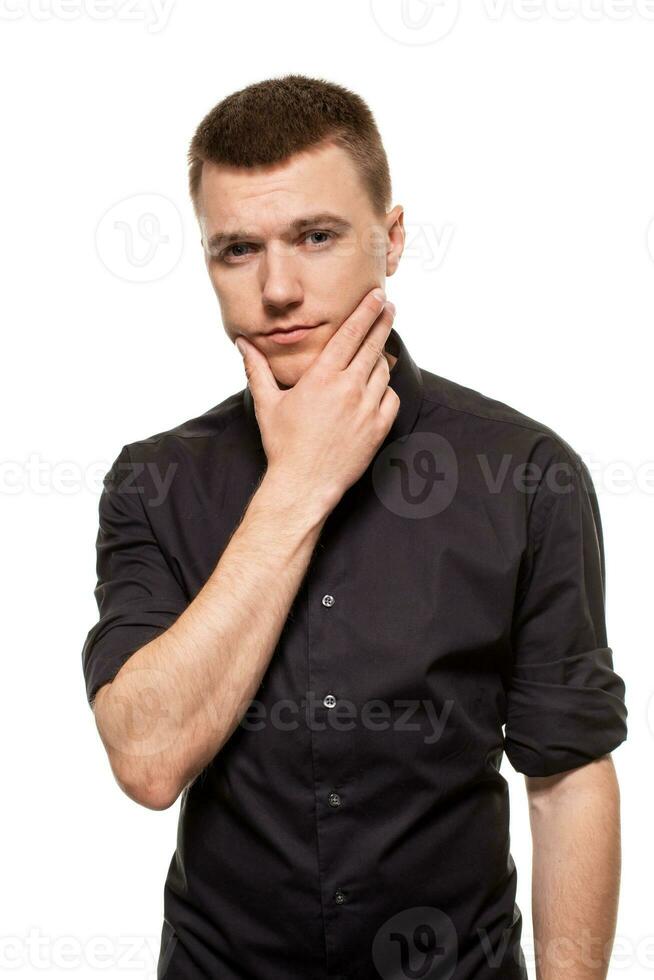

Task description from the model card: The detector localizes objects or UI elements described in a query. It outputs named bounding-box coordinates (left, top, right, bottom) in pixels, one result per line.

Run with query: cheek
left=326, top=271, right=384, bottom=324
left=327, top=247, right=375, bottom=284
left=207, top=268, right=247, bottom=319
left=205, top=263, right=223, bottom=300
left=311, top=249, right=364, bottom=288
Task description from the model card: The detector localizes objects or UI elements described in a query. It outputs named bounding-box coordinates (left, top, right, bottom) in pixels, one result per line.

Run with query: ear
left=385, top=205, right=405, bottom=277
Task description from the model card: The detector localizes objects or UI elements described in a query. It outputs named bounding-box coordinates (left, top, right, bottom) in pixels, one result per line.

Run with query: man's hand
left=92, top=288, right=399, bottom=810
left=236, top=287, right=398, bottom=512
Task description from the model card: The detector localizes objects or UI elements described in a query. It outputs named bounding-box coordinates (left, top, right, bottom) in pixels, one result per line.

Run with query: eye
left=221, top=242, right=255, bottom=261
left=305, top=230, right=334, bottom=247
left=218, top=230, right=335, bottom=264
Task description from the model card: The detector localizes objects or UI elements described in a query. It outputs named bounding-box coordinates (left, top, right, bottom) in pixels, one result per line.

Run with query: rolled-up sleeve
left=81, top=444, right=188, bottom=708
left=503, top=446, right=628, bottom=776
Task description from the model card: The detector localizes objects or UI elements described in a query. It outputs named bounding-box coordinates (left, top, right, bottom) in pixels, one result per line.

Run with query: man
left=82, top=75, right=628, bottom=979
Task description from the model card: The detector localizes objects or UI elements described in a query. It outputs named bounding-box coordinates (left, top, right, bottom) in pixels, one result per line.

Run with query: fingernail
left=235, top=337, right=246, bottom=356
left=372, top=287, right=385, bottom=302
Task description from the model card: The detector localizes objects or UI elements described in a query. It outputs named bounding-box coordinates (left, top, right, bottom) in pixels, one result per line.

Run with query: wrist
left=257, top=466, right=337, bottom=528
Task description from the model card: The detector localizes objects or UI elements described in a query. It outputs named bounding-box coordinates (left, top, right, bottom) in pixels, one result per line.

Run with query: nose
left=260, top=242, right=304, bottom=312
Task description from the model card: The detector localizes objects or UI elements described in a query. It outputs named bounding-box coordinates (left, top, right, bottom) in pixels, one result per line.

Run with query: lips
left=263, top=324, right=323, bottom=345
left=263, top=324, right=321, bottom=335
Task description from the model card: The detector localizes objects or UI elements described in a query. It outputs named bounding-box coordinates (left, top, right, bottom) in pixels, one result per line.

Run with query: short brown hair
left=187, top=74, right=392, bottom=219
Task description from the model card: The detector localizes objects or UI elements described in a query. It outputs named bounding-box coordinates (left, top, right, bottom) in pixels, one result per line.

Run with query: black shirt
left=82, top=326, right=628, bottom=980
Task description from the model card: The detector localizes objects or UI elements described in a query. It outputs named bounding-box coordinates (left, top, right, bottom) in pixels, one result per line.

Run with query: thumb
left=235, top=336, right=280, bottom=404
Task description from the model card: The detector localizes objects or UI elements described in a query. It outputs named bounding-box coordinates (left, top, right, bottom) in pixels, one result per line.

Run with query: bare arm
left=93, top=288, right=397, bottom=810
left=93, top=469, right=331, bottom=811
left=526, top=755, right=622, bottom=979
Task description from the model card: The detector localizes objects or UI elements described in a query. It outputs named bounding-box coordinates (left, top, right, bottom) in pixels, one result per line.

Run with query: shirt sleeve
left=503, top=446, right=628, bottom=776
left=81, top=444, right=189, bottom=709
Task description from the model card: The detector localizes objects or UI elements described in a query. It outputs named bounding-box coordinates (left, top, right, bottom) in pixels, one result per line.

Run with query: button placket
left=309, top=553, right=356, bottom=970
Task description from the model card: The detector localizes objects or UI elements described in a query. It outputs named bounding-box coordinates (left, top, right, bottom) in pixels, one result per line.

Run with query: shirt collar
left=242, top=325, right=424, bottom=447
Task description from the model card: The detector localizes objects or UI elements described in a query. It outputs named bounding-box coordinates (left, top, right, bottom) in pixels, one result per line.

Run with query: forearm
left=527, top=761, right=622, bottom=979
left=94, top=467, right=332, bottom=809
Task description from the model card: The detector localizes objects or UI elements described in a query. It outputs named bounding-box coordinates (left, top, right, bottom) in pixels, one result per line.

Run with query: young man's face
left=195, top=140, right=405, bottom=388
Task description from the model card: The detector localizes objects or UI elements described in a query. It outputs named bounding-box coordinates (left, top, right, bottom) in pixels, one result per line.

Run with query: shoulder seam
left=126, top=399, right=245, bottom=452
left=420, top=390, right=579, bottom=461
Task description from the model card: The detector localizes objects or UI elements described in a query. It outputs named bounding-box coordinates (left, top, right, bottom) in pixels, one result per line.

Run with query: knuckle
left=363, top=338, right=384, bottom=359
left=365, top=293, right=384, bottom=315
left=340, top=319, right=362, bottom=343
left=343, top=376, right=364, bottom=404
left=311, top=366, right=330, bottom=387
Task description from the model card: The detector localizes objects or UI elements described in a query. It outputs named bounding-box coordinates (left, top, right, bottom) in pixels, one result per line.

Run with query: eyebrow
left=204, top=212, right=353, bottom=253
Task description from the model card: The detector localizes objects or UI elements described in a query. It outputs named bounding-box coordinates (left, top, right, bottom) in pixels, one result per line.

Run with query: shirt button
left=322, top=594, right=335, bottom=607
left=323, top=693, right=336, bottom=709
left=334, top=888, right=346, bottom=904
left=328, top=792, right=342, bottom=808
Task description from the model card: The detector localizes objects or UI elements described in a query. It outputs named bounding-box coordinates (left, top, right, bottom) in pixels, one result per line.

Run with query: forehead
left=197, top=141, right=370, bottom=236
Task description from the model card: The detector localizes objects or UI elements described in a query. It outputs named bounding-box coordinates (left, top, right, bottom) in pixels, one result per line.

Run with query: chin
left=268, top=347, right=322, bottom=388
left=270, top=360, right=310, bottom=389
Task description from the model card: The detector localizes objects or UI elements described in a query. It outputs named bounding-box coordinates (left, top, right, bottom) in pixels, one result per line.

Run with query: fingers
left=318, top=287, right=388, bottom=373
left=235, top=336, right=280, bottom=406
left=364, top=344, right=394, bottom=407
left=362, top=348, right=401, bottom=432
left=347, top=301, right=396, bottom=383
left=378, top=383, right=401, bottom=429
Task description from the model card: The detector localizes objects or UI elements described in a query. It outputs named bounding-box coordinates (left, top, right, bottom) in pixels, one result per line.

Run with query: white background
left=1, top=0, right=651, bottom=976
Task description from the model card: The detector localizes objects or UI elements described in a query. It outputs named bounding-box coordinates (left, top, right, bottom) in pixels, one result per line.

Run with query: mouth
left=262, top=323, right=324, bottom=345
